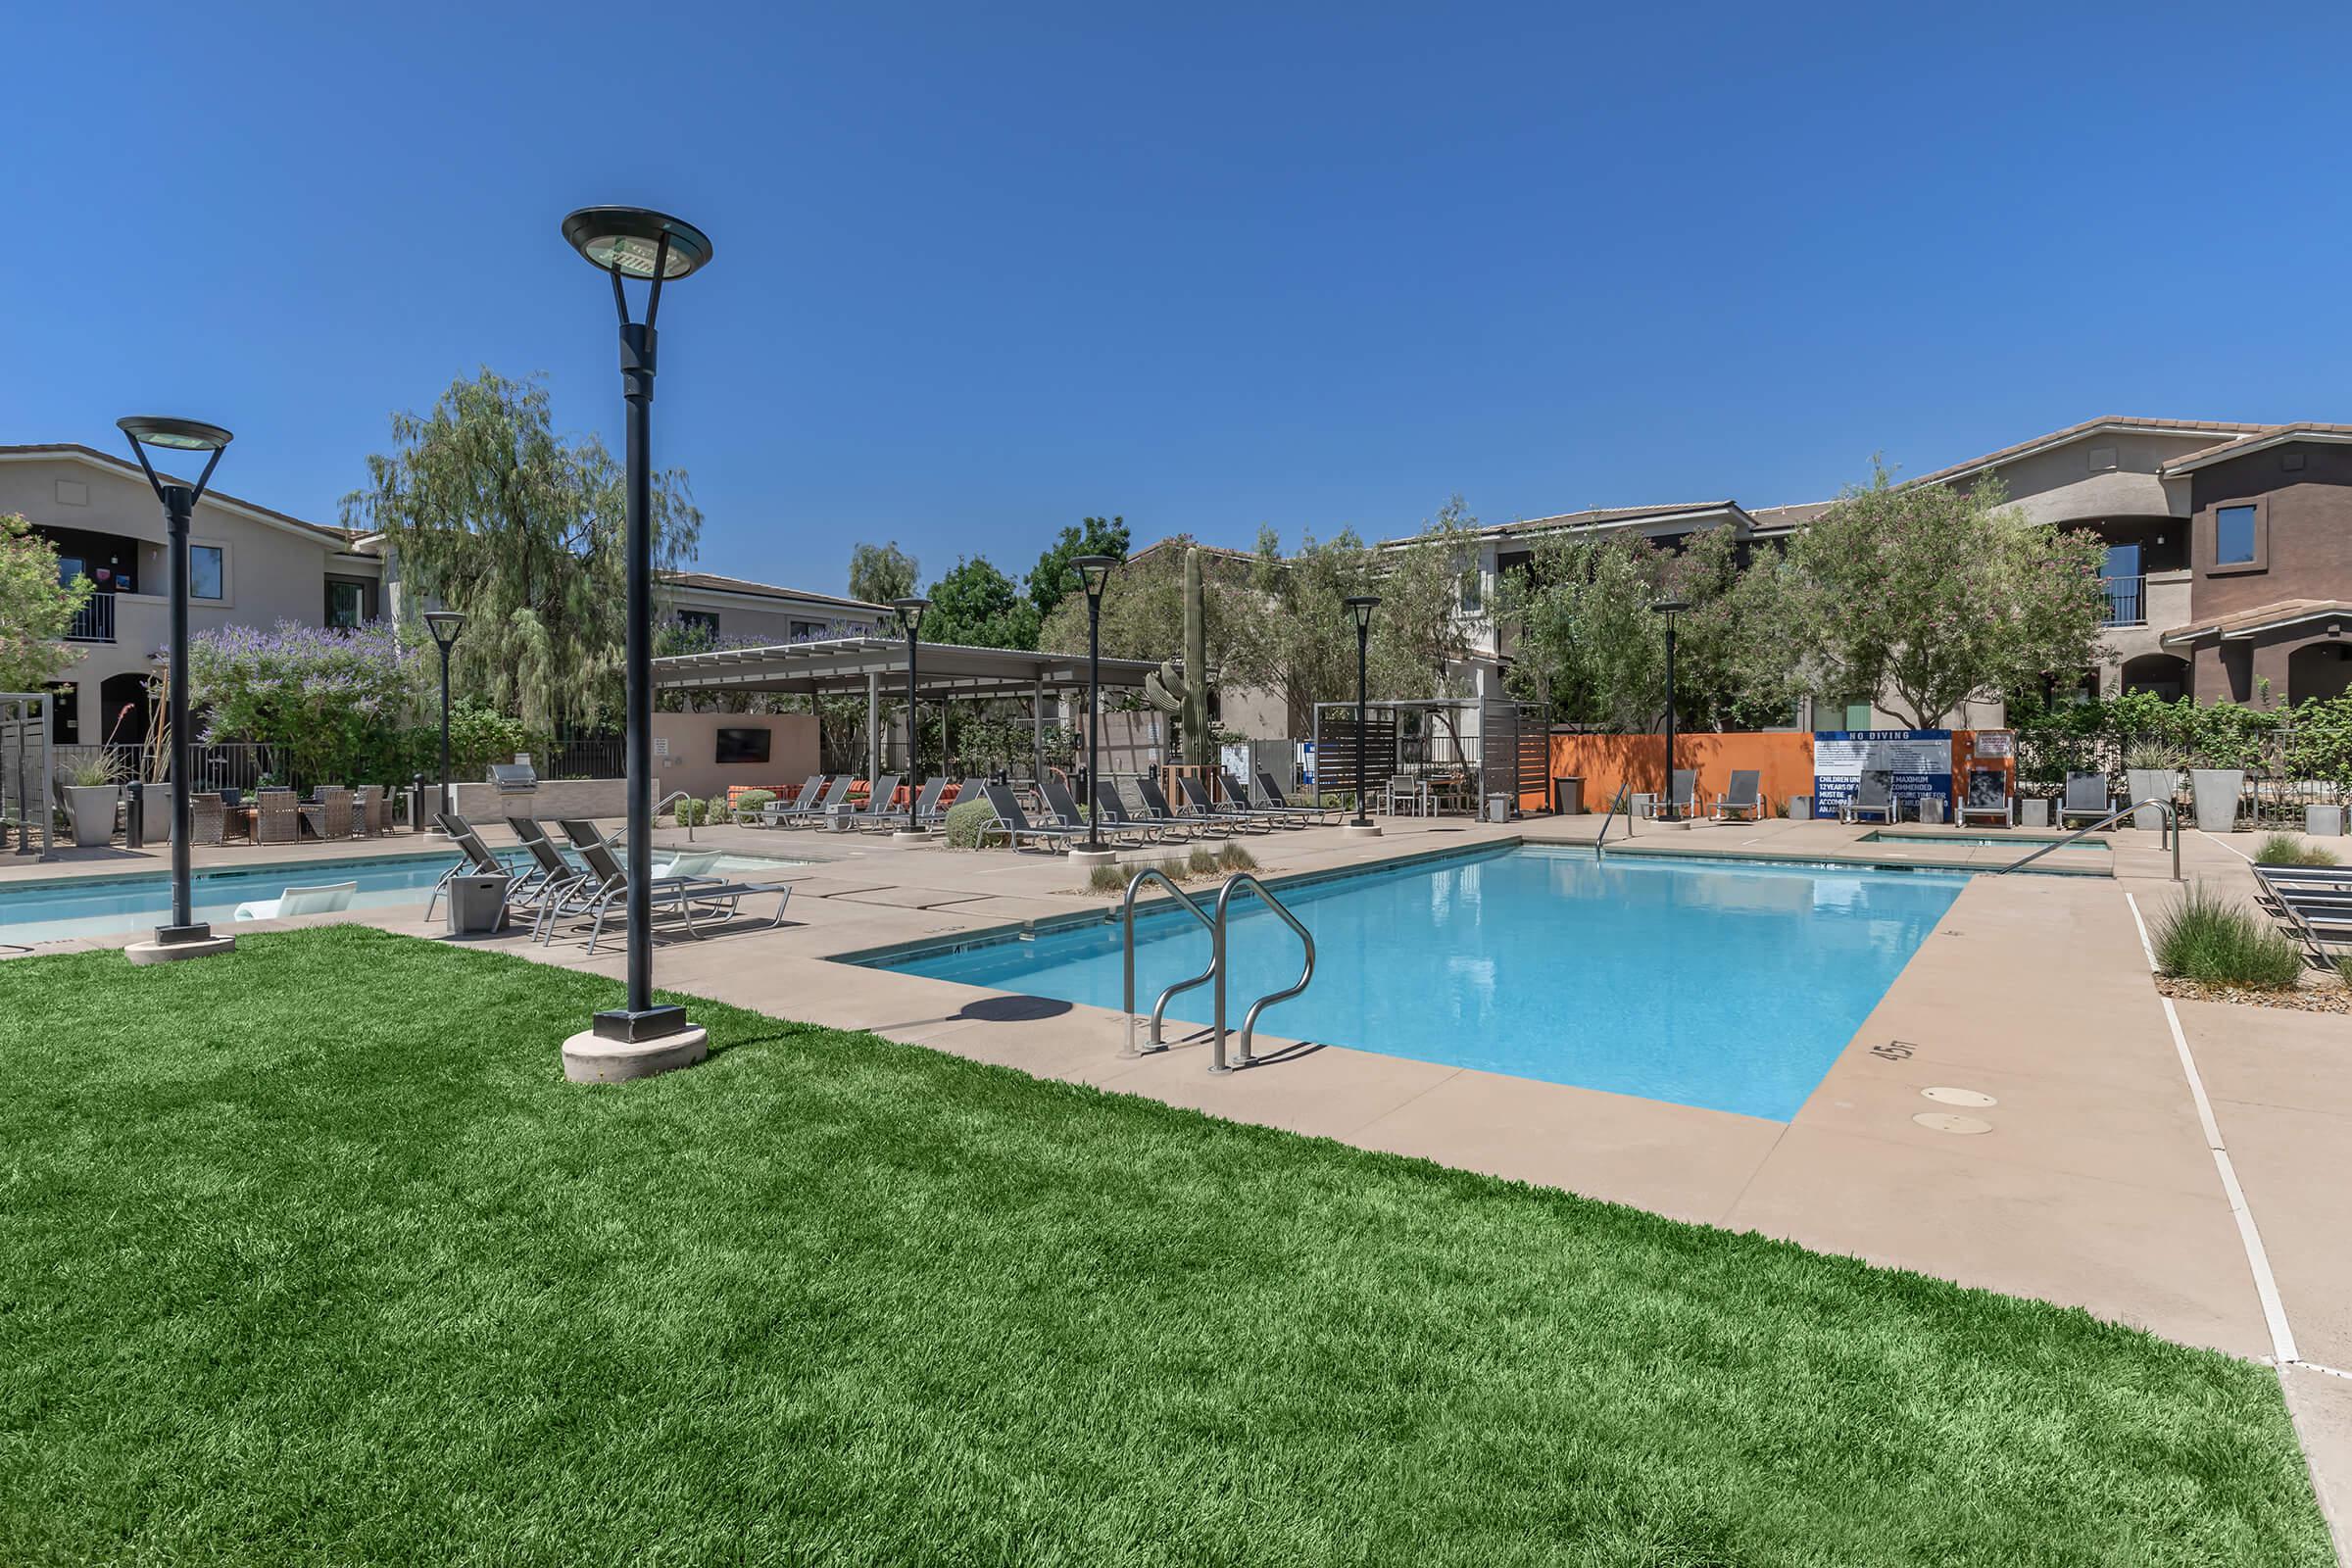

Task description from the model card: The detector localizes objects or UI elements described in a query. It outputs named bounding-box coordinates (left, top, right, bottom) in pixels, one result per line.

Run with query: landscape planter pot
left=2307, top=805, right=2346, bottom=838
left=2189, top=769, right=2245, bottom=834
left=2019, top=797, right=2051, bottom=828
left=2126, top=769, right=2177, bottom=831
left=64, top=785, right=120, bottom=848
left=139, top=783, right=173, bottom=843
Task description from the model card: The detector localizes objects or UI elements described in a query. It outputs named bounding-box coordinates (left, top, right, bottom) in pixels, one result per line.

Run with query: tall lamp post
left=423, top=612, right=466, bottom=829
left=1344, top=595, right=1381, bottom=837
left=1071, top=556, right=1116, bottom=860
left=892, top=597, right=929, bottom=839
left=558, top=205, right=713, bottom=1082
left=120, top=417, right=236, bottom=966
left=1651, top=599, right=1689, bottom=820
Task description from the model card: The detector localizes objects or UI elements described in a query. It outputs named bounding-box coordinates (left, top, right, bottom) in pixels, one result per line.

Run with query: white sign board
left=1812, top=730, right=1953, bottom=818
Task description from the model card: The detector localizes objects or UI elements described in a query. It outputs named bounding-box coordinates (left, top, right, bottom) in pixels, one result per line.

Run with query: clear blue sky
left=11, top=3, right=2347, bottom=599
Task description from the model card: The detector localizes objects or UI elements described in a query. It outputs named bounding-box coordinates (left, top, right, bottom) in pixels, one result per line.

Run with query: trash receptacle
left=1484, top=793, right=1511, bottom=823
left=447, top=873, right=510, bottom=936
left=1552, top=774, right=1584, bottom=815
left=1917, top=796, right=1947, bottom=825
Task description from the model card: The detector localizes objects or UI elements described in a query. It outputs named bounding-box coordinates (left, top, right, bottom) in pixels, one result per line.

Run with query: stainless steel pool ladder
left=1594, top=783, right=1634, bottom=856
left=1996, top=797, right=2180, bottom=881
left=1121, top=867, right=1316, bottom=1073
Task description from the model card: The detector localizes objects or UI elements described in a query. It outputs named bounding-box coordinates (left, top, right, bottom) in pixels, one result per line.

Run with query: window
left=187, top=545, right=223, bottom=601
left=325, top=579, right=369, bottom=629
left=790, top=619, right=829, bottom=639
left=1454, top=554, right=1482, bottom=612
left=675, top=610, right=720, bottom=637
left=2215, top=505, right=2257, bottom=566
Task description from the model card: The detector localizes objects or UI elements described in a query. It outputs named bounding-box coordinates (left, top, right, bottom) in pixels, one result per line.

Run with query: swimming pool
left=1859, top=830, right=2109, bottom=852
left=0, top=850, right=806, bottom=946
left=858, top=846, right=1968, bottom=1121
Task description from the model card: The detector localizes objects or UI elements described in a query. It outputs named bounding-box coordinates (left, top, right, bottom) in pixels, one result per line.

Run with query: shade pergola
left=654, top=634, right=1166, bottom=781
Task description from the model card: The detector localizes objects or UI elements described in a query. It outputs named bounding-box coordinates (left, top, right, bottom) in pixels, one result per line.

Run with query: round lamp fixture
left=1345, top=594, right=1380, bottom=631
left=1071, top=555, right=1117, bottom=602
left=560, top=207, right=713, bottom=280
left=423, top=610, right=467, bottom=648
left=118, top=416, right=233, bottom=452
left=1649, top=598, right=1690, bottom=615
left=892, top=596, right=930, bottom=636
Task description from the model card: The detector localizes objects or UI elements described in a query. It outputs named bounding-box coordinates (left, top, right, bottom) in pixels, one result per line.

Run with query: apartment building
left=6, top=442, right=886, bottom=747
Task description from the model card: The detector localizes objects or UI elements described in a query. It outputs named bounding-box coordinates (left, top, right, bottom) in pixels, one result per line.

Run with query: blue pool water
left=864, top=846, right=1969, bottom=1121
left=1, top=851, right=803, bottom=946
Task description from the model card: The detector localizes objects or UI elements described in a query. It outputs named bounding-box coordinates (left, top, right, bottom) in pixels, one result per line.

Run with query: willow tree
left=341, top=369, right=702, bottom=732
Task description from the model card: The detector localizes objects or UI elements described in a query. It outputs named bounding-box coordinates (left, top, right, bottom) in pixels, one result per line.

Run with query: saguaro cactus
left=1142, top=547, right=1214, bottom=766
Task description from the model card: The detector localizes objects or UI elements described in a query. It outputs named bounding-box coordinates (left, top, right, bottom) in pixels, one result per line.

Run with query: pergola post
left=865, top=670, right=881, bottom=780
left=1032, top=677, right=1046, bottom=785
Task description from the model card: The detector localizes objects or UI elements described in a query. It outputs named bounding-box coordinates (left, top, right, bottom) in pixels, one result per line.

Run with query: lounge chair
left=773, top=775, right=857, bottom=829
left=537, top=822, right=793, bottom=954
left=1256, top=769, right=1342, bottom=824
left=1093, top=782, right=1166, bottom=842
left=2058, top=771, right=2120, bottom=830
left=1176, top=773, right=1287, bottom=831
left=1222, top=768, right=1320, bottom=826
left=848, top=775, right=903, bottom=830
left=1711, top=770, right=1763, bottom=822
left=1957, top=768, right=2015, bottom=827
left=1040, top=775, right=1149, bottom=845
left=1129, top=774, right=1204, bottom=837
left=1640, top=770, right=1698, bottom=819
left=502, top=817, right=590, bottom=910
left=2253, top=872, right=2352, bottom=964
left=425, top=812, right=529, bottom=921
left=233, top=881, right=358, bottom=921
left=977, top=782, right=1084, bottom=853
left=1839, top=770, right=1898, bottom=824
left=750, top=775, right=827, bottom=827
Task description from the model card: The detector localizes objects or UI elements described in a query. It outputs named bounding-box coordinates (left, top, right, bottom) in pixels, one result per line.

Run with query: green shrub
left=1314, top=790, right=1356, bottom=811
left=2150, top=884, right=2305, bottom=990
left=1186, top=846, right=1222, bottom=876
left=2255, top=831, right=2338, bottom=867
left=944, top=797, right=997, bottom=849
left=729, top=789, right=776, bottom=822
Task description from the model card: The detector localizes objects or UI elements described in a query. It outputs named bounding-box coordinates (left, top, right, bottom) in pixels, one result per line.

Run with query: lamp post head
left=892, top=596, right=930, bottom=639
left=118, top=416, right=233, bottom=452
left=1345, top=594, right=1380, bottom=634
left=561, top=207, right=714, bottom=280
left=423, top=610, right=467, bottom=649
left=1649, top=598, right=1690, bottom=617
left=1071, top=555, right=1116, bottom=606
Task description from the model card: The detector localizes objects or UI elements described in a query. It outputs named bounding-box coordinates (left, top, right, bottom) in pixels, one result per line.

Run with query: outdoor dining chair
left=1711, top=770, right=1763, bottom=821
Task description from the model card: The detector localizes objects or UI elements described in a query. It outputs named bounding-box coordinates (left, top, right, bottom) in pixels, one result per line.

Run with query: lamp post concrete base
left=892, top=829, right=932, bottom=845
left=125, top=934, right=236, bottom=965
left=1343, top=822, right=1384, bottom=841
left=1070, top=846, right=1121, bottom=870
left=562, top=1024, right=709, bottom=1084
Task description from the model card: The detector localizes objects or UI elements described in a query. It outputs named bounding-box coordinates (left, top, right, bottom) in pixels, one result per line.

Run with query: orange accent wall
left=1545, top=732, right=1816, bottom=814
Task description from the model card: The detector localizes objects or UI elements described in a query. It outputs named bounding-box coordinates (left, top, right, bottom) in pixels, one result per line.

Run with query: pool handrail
left=1211, top=873, right=1316, bottom=1075
left=1120, top=866, right=1218, bottom=1055
left=1594, top=783, right=1634, bottom=855
left=1997, top=798, right=2180, bottom=881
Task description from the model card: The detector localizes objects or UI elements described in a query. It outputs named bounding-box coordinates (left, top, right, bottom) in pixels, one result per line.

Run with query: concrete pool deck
left=9, top=808, right=2347, bottom=1550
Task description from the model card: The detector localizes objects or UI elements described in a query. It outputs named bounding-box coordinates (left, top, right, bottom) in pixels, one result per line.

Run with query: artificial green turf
left=0, top=927, right=2329, bottom=1567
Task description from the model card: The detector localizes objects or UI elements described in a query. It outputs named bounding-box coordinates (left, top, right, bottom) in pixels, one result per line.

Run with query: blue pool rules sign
left=1811, top=730, right=1953, bottom=819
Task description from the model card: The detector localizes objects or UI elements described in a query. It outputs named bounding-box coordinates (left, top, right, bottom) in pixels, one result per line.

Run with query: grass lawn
left=0, top=926, right=2330, bottom=1567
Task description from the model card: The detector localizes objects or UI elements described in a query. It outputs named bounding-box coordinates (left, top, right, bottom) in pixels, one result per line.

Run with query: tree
left=0, top=513, right=92, bottom=692
left=341, top=368, right=703, bottom=732
left=1026, top=516, right=1130, bottom=618
left=921, top=556, right=1040, bottom=649
left=847, top=540, right=919, bottom=606
left=1219, top=527, right=1395, bottom=736
left=1776, top=466, right=2108, bottom=727
left=188, top=620, right=428, bottom=786
left=1039, top=535, right=1236, bottom=664
left=1495, top=530, right=1671, bottom=731
left=1369, top=496, right=1485, bottom=751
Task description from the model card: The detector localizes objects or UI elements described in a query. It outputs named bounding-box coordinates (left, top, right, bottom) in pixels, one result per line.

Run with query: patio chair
left=301, top=786, right=354, bottom=842
left=1093, top=781, right=1166, bottom=842
left=352, top=784, right=385, bottom=838
left=1839, top=770, right=1898, bottom=825
left=1711, top=770, right=1763, bottom=822
left=1256, top=769, right=1342, bottom=824
left=535, top=827, right=793, bottom=954
left=188, top=793, right=227, bottom=847
left=1129, top=773, right=1203, bottom=837
left=1176, top=773, right=1287, bottom=831
left=232, top=880, right=358, bottom=921
left=977, top=782, right=1084, bottom=853
left=254, top=790, right=301, bottom=845
left=894, top=777, right=948, bottom=831
left=774, top=775, right=857, bottom=829
left=1222, top=767, right=1319, bottom=826
left=1040, top=774, right=1149, bottom=845
left=1957, top=768, right=2015, bottom=827
left=1637, top=770, right=1698, bottom=819
left=2058, top=771, right=2120, bottom=830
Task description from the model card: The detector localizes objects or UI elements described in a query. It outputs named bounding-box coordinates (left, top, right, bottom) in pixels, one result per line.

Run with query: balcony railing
left=64, top=593, right=117, bottom=643
left=2100, top=574, right=2144, bottom=628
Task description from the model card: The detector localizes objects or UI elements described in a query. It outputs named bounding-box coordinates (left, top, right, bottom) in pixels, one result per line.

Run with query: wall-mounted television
left=715, top=727, right=771, bottom=764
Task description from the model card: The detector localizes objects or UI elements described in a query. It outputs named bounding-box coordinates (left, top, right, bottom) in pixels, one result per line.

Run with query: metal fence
left=57, top=741, right=299, bottom=794
left=547, top=731, right=624, bottom=780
